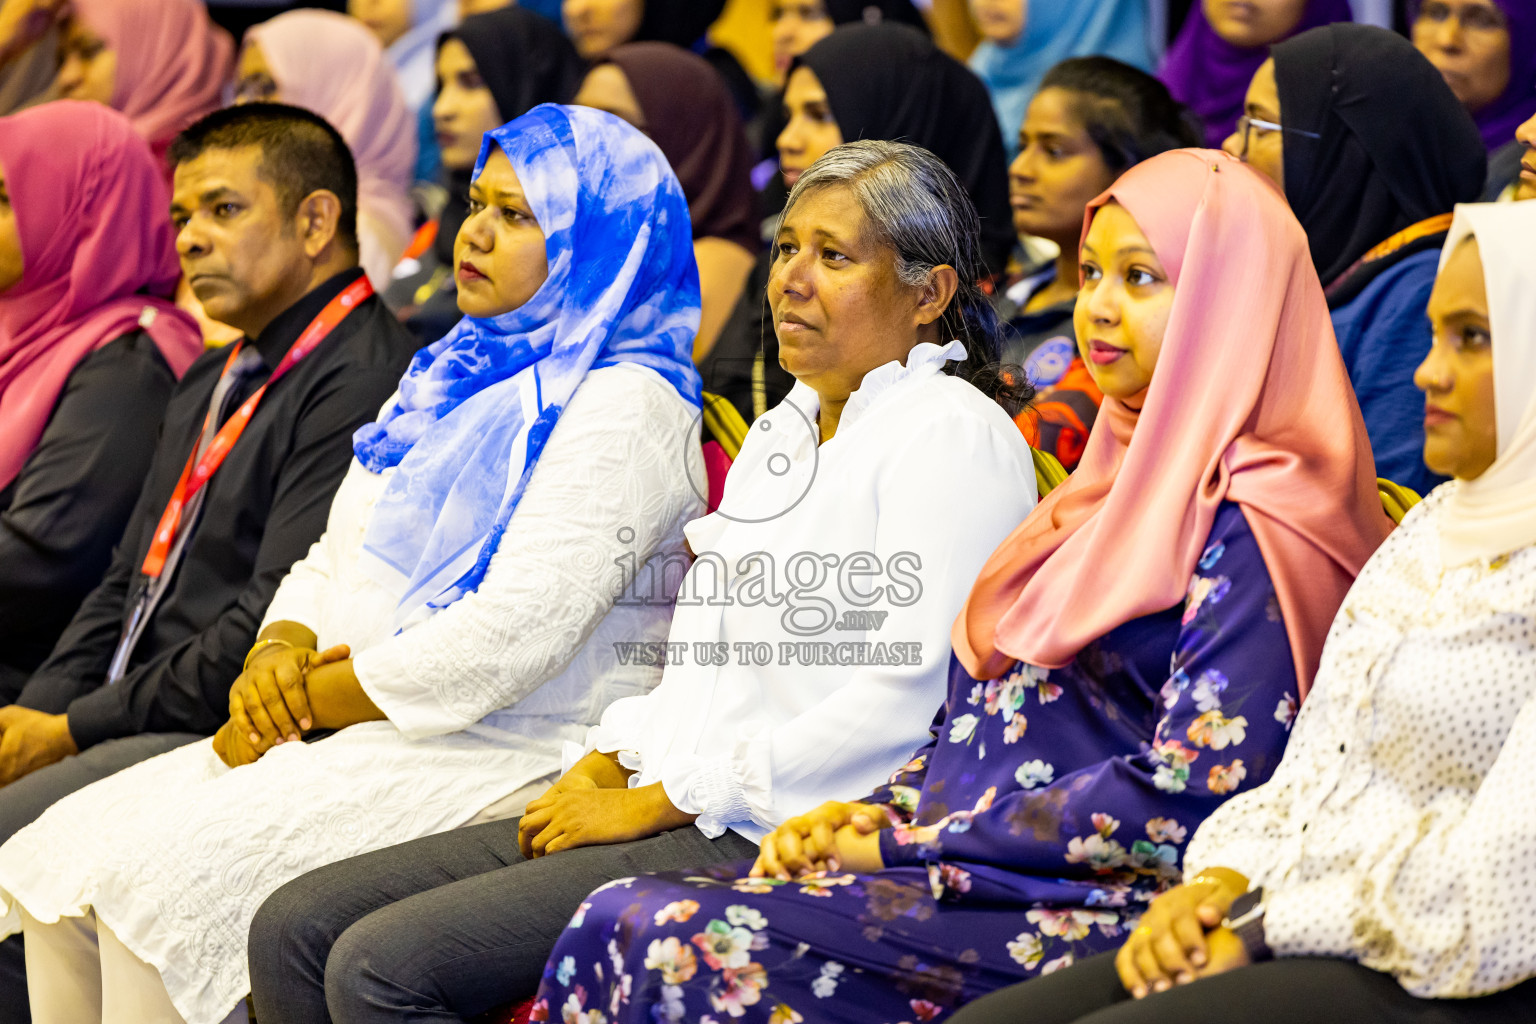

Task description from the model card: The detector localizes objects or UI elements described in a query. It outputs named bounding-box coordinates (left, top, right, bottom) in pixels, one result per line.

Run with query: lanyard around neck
left=140, top=276, right=374, bottom=578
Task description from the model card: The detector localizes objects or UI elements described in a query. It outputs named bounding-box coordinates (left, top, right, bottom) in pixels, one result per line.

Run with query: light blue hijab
left=353, top=103, right=702, bottom=626
left=970, top=0, right=1155, bottom=158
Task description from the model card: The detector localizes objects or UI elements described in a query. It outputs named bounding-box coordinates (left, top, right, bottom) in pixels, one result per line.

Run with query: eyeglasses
left=1235, top=115, right=1321, bottom=159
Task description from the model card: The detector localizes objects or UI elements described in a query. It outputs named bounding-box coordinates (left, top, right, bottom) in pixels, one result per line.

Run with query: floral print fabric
left=532, top=502, right=1298, bottom=1022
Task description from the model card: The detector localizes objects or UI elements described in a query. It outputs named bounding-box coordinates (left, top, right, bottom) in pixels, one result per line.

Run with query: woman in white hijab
left=238, top=10, right=418, bottom=289
left=952, top=199, right=1536, bottom=1022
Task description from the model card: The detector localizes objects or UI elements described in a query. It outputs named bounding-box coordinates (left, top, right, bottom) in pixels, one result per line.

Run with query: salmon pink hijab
left=70, top=0, right=234, bottom=156
left=0, top=102, right=201, bottom=490
left=245, top=10, right=417, bottom=276
left=954, top=149, right=1393, bottom=697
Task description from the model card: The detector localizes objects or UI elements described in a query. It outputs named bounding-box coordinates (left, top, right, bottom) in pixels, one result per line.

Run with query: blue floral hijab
left=353, top=103, right=702, bottom=625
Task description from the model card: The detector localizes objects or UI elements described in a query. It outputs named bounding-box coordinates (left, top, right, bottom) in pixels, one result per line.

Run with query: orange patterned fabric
left=1014, top=356, right=1104, bottom=470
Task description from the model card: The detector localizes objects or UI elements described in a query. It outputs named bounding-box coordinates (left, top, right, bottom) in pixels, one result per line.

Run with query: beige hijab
left=1438, top=202, right=1536, bottom=567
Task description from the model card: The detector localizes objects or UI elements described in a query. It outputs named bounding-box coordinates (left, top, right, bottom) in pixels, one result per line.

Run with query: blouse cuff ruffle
left=580, top=721, right=639, bottom=765
left=661, top=754, right=752, bottom=841
left=1182, top=817, right=1284, bottom=894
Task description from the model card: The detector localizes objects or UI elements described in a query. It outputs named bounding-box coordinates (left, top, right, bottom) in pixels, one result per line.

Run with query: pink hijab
left=0, top=101, right=201, bottom=491
left=954, top=150, right=1393, bottom=698
left=244, top=10, right=416, bottom=257
left=71, top=0, right=234, bottom=155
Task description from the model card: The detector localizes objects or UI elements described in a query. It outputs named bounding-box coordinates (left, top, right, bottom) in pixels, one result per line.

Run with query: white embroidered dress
left=579, top=340, right=1039, bottom=841
left=0, top=363, right=704, bottom=1023
left=1185, top=485, right=1536, bottom=997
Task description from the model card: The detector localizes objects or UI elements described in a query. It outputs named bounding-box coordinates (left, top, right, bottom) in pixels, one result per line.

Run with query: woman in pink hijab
left=0, top=101, right=201, bottom=696
left=237, top=9, right=417, bottom=290
left=955, top=149, right=1392, bottom=696
left=519, top=149, right=1394, bottom=1023
left=55, top=0, right=234, bottom=162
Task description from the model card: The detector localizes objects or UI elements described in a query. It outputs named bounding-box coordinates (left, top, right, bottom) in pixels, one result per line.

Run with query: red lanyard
left=141, top=277, right=374, bottom=578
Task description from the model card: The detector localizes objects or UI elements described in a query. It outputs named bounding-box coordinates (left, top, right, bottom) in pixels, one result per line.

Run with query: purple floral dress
left=531, top=503, right=1298, bottom=1024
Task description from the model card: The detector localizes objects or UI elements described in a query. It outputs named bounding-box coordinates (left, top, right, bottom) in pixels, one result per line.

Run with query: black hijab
left=436, top=7, right=584, bottom=264
left=1273, top=24, right=1485, bottom=305
left=637, top=0, right=729, bottom=48
left=757, top=3, right=932, bottom=195
left=794, top=24, right=1012, bottom=276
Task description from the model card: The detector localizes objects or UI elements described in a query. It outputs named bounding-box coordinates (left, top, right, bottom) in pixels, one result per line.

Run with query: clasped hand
left=751, top=800, right=889, bottom=881
left=0, top=705, right=77, bottom=787
left=212, top=643, right=349, bottom=768
left=517, top=772, right=695, bottom=859
left=1115, top=867, right=1250, bottom=999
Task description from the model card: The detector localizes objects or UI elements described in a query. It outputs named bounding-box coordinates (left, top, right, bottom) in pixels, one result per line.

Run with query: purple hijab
left=1160, top=0, right=1354, bottom=146
left=1423, top=0, right=1536, bottom=150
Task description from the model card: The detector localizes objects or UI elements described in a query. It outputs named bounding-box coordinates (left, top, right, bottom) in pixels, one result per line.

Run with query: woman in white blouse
left=949, top=201, right=1536, bottom=1022
left=0, top=106, right=708, bottom=1024
left=243, top=139, right=1039, bottom=1023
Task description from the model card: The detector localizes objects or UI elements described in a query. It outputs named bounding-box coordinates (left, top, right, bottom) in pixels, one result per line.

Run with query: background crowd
left=0, top=1, right=1532, bottom=1023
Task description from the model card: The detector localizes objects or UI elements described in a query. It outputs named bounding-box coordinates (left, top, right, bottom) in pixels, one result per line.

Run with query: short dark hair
left=169, top=103, right=359, bottom=253
left=1039, top=57, right=1204, bottom=175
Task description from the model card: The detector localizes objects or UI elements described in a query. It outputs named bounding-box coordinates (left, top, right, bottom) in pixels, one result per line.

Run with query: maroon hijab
left=603, top=42, right=759, bottom=253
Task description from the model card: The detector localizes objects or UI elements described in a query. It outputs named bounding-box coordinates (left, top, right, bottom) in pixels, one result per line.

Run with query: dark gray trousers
left=248, top=819, right=760, bottom=1024
left=0, top=731, right=204, bottom=1024
left=949, top=949, right=1536, bottom=1024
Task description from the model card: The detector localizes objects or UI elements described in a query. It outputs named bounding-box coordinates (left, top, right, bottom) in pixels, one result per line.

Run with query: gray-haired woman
left=247, top=140, right=1039, bottom=1023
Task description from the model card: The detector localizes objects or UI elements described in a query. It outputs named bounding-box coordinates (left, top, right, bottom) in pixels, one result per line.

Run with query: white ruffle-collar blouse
left=580, top=340, right=1039, bottom=841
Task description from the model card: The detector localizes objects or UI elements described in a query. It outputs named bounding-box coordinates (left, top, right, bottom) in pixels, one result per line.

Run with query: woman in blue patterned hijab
left=353, top=102, right=703, bottom=626
left=0, top=109, right=714, bottom=1024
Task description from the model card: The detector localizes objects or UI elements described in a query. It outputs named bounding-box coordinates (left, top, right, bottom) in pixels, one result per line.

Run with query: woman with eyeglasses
left=1221, top=24, right=1486, bottom=496
left=1159, top=0, right=1353, bottom=148
left=947, top=196, right=1536, bottom=1024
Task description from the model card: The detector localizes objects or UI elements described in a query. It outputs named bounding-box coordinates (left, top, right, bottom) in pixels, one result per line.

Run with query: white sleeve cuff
left=351, top=641, right=464, bottom=740
left=580, top=694, right=653, bottom=769
left=661, top=754, right=753, bottom=840
left=1183, top=791, right=1287, bottom=890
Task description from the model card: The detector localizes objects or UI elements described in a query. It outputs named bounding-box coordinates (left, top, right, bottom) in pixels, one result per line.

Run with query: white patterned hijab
left=1437, top=201, right=1536, bottom=567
